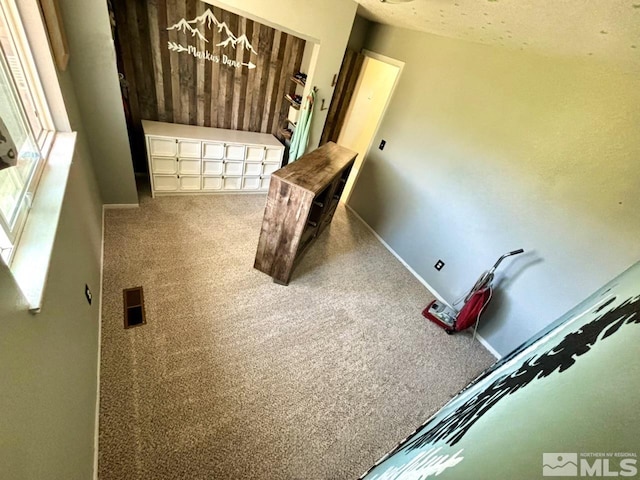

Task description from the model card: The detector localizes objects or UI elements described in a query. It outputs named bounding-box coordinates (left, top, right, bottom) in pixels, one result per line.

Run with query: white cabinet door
left=224, top=161, right=243, bottom=176
left=178, top=158, right=201, bottom=175
left=262, top=163, right=280, bottom=175
left=202, top=176, right=223, bottom=190
left=260, top=176, right=271, bottom=191
left=246, top=146, right=264, bottom=162
left=225, top=144, right=245, bottom=160
left=222, top=177, right=242, bottom=190
left=202, top=142, right=224, bottom=159
left=244, top=162, right=262, bottom=176
left=242, top=177, right=261, bottom=190
left=179, top=176, right=201, bottom=191
left=178, top=140, right=201, bottom=158
left=265, top=147, right=283, bottom=163
left=203, top=160, right=223, bottom=175
left=153, top=175, right=179, bottom=191
left=151, top=157, right=178, bottom=174
left=149, top=137, right=177, bottom=157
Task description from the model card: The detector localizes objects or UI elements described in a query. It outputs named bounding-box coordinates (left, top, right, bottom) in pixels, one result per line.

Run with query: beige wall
left=207, top=0, right=358, bottom=152
left=0, top=152, right=102, bottom=479
left=0, top=135, right=103, bottom=480
left=0, top=2, right=106, bottom=478
left=349, top=24, right=640, bottom=356
left=57, top=0, right=138, bottom=205
left=347, top=14, right=372, bottom=52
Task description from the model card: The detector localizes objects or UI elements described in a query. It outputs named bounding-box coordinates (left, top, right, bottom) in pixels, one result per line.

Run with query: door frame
left=342, top=49, right=404, bottom=204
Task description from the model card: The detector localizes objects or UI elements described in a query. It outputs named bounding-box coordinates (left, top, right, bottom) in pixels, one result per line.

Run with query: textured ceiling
left=354, top=0, right=640, bottom=67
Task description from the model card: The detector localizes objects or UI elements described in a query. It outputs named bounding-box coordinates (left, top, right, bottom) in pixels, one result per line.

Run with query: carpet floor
left=99, top=189, right=495, bottom=480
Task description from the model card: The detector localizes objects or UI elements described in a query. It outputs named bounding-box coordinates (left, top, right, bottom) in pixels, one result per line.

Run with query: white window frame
left=0, top=0, right=57, bottom=264
left=2, top=0, right=76, bottom=312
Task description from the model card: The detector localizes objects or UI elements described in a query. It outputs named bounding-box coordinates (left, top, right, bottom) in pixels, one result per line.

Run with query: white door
left=337, top=53, right=402, bottom=202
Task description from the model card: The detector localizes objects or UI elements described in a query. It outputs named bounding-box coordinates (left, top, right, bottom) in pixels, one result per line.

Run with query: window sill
left=9, top=132, right=76, bottom=313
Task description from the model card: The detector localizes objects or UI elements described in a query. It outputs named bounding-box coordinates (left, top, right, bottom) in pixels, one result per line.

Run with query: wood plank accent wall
left=319, top=50, right=364, bottom=146
left=111, top=0, right=305, bottom=172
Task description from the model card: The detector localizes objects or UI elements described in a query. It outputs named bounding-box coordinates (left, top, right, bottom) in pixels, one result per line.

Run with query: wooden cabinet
left=142, top=120, right=285, bottom=197
left=254, top=142, right=357, bottom=285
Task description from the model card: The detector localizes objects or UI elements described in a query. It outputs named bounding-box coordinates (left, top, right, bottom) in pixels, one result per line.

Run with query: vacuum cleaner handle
left=491, top=249, right=525, bottom=270
left=464, top=249, right=525, bottom=303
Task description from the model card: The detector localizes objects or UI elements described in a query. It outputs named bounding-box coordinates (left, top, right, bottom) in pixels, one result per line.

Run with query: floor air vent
left=123, top=287, right=146, bottom=328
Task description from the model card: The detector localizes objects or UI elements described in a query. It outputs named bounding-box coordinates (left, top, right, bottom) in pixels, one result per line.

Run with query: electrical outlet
left=434, top=260, right=445, bottom=271
left=379, top=139, right=386, bottom=150
left=85, top=284, right=92, bottom=305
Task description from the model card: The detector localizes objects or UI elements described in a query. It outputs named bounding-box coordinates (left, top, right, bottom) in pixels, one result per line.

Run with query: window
left=0, top=1, right=55, bottom=264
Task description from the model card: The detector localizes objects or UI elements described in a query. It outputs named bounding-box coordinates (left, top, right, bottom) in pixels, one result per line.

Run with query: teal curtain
left=289, top=90, right=315, bottom=162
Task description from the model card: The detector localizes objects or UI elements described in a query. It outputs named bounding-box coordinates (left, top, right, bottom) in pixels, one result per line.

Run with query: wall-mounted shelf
left=291, top=72, right=307, bottom=87
left=285, top=94, right=301, bottom=110
left=290, top=75, right=306, bottom=88
left=281, top=73, right=306, bottom=144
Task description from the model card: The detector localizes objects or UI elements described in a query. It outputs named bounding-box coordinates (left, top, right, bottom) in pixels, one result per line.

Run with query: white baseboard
left=472, top=332, right=501, bottom=359
left=345, top=204, right=501, bottom=360
left=93, top=208, right=105, bottom=479
left=103, top=203, right=139, bottom=210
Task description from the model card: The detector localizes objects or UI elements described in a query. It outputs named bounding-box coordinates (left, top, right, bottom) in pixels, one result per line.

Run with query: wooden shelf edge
left=284, top=95, right=301, bottom=110
left=290, top=76, right=306, bottom=87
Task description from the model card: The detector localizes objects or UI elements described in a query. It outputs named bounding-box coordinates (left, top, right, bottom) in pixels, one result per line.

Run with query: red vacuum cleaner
left=422, top=249, right=524, bottom=335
